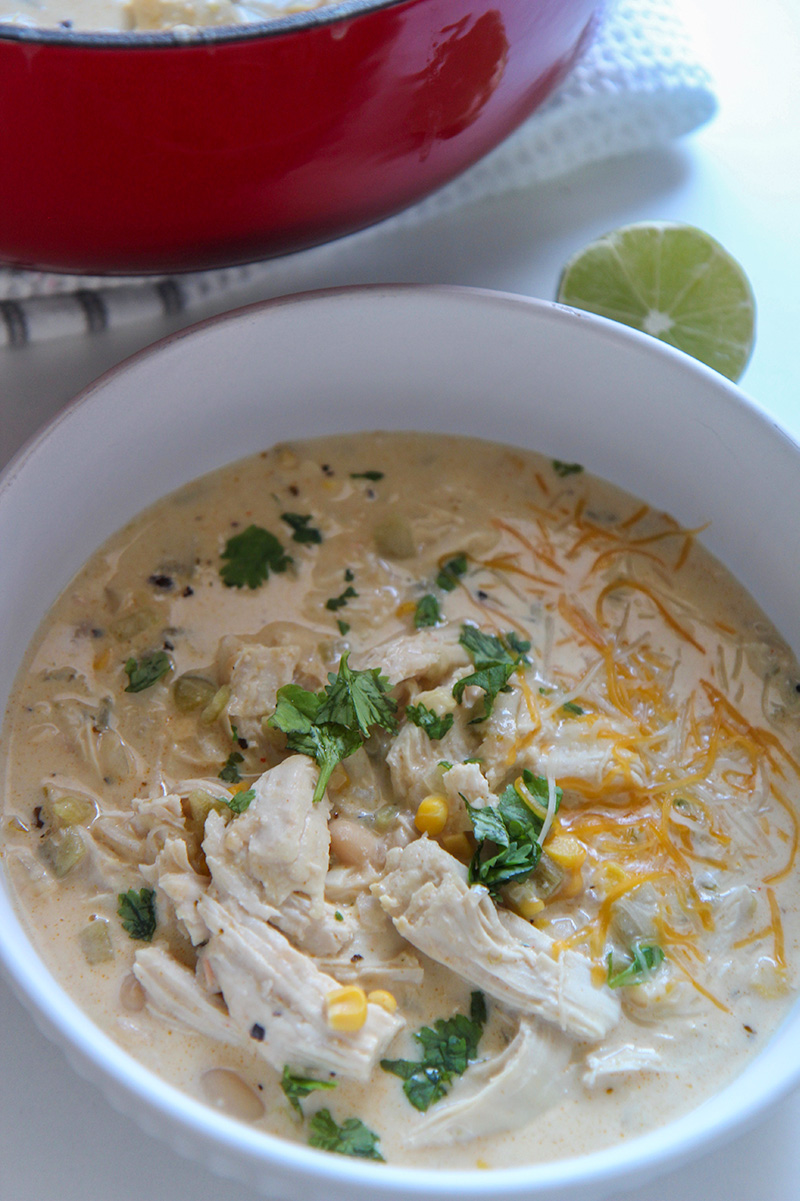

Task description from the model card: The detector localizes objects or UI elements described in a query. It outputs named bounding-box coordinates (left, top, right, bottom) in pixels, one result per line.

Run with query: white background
left=2, top=0, right=800, bottom=1197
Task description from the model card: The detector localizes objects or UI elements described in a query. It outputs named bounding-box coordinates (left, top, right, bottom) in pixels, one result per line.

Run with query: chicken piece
left=479, top=683, right=540, bottom=789
left=203, top=755, right=329, bottom=921
left=197, top=895, right=403, bottom=1081
left=315, top=893, right=424, bottom=987
left=140, top=837, right=210, bottom=946
left=439, top=761, right=495, bottom=834
left=387, top=715, right=475, bottom=809
left=272, top=893, right=354, bottom=956
left=373, top=838, right=620, bottom=1040
left=133, top=945, right=239, bottom=1044
left=517, top=713, right=647, bottom=792
left=406, top=1018, right=572, bottom=1146
left=356, top=627, right=470, bottom=686
left=386, top=724, right=446, bottom=807
left=225, top=642, right=299, bottom=724
left=583, top=1043, right=663, bottom=1088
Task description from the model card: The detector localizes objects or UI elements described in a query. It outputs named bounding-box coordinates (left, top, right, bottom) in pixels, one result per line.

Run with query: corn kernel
left=367, top=989, right=397, bottom=1014
left=415, top=795, right=449, bottom=836
left=326, top=985, right=368, bottom=1031
left=544, top=834, right=586, bottom=870
left=93, top=647, right=110, bottom=672
left=441, top=832, right=473, bottom=862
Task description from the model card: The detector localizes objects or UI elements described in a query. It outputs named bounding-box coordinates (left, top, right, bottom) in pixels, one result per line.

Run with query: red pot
left=0, top=0, right=601, bottom=275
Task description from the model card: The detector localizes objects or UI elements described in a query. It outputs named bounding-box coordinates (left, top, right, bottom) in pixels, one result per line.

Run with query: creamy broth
left=0, top=0, right=337, bottom=33
left=2, top=431, right=800, bottom=1169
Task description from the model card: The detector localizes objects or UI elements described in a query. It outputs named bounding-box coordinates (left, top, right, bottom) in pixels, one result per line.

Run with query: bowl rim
left=0, top=0, right=414, bottom=51
left=2, top=283, right=800, bottom=1200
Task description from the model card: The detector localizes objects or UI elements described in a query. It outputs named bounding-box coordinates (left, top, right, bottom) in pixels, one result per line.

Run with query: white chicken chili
left=2, top=430, right=800, bottom=1168
left=0, top=0, right=338, bottom=33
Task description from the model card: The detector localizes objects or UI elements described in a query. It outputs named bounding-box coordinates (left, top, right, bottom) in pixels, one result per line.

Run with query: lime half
left=557, top=222, right=756, bottom=381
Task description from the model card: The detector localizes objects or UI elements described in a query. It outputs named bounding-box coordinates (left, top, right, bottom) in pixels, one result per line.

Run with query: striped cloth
left=0, top=0, right=715, bottom=348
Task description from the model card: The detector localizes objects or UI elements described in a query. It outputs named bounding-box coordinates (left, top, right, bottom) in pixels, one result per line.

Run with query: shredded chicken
left=406, top=1018, right=572, bottom=1146
left=373, top=838, right=620, bottom=1040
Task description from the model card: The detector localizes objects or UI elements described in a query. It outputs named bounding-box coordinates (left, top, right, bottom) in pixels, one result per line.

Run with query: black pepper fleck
left=322, top=464, right=334, bottom=477
left=350, top=953, right=363, bottom=962
left=237, top=737, right=248, bottom=750
left=182, top=586, right=194, bottom=598
left=477, top=590, right=489, bottom=601
left=33, top=806, right=44, bottom=829
left=250, top=1023, right=266, bottom=1041
left=149, top=574, right=174, bottom=590
left=163, top=640, right=174, bottom=651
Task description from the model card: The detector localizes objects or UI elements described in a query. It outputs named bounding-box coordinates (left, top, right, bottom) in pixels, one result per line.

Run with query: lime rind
left=557, top=221, right=756, bottom=381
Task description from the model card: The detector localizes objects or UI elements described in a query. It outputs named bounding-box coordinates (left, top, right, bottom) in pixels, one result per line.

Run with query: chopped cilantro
left=117, top=887, right=157, bottom=942
left=436, top=554, right=468, bottom=592
left=381, top=992, right=486, bottom=1112
left=334, top=910, right=344, bottom=922
left=224, top=787, right=255, bottom=814
left=337, top=619, right=350, bottom=635
left=308, top=1110, right=384, bottom=1160
left=607, top=943, right=665, bottom=988
left=465, top=772, right=561, bottom=896
left=562, top=701, right=585, bottom=715
left=405, top=702, right=454, bottom=741
left=269, top=653, right=397, bottom=803
left=344, top=568, right=355, bottom=581
left=326, top=585, right=358, bottom=612
left=350, top=470, right=384, bottom=481
left=218, top=750, right=244, bottom=783
left=552, top=460, right=584, bottom=478
left=414, top=594, right=441, bottom=628
left=452, top=625, right=530, bottom=721
left=220, top=524, right=292, bottom=589
left=281, top=1067, right=336, bottom=1115
left=281, top=512, right=322, bottom=545
left=123, top=651, right=172, bottom=693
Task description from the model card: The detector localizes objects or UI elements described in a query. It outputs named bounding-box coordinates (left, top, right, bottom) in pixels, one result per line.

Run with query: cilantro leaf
left=220, top=524, right=292, bottom=589
left=414, top=593, right=441, bottom=629
left=436, top=554, right=468, bottom=592
left=563, top=700, right=585, bottom=715
left=452, top=625, right=530, bottom=721
left=218, top=750, right=244, bottom=783
left=281, top=1066, right=336, bottom=1115
left=117, top=887, right=157, bottom=941
left=381, top=992, right=487, bottom=1112
left=281, top=512, right=322, bottom=545
left=607, top=943, right=665, bottom=988
left=405, top=702, right=454, bottom=741
left=350, top=470, right=384, bottom=481
left=308, top=1110, right=384, bottom=1160
left=224, top=787, right=255, bottom=814
left=123, top=651, right=172, bottom=693
left=316, top=654, right=397, bottom=739
left=326, top=585, right=357, bottom=612
left=465, top=775, right=561, bottom=896
left=552, top=460, right=584, bottom=478
left=269, top=654, right=396, bottom=803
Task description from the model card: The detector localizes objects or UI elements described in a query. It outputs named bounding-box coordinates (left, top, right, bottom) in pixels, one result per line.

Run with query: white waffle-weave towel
left=0, top=0, right=715, bottom=348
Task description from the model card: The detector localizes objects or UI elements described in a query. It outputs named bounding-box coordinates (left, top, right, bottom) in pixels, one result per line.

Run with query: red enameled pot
left=0, top=0, right=601, bottom=275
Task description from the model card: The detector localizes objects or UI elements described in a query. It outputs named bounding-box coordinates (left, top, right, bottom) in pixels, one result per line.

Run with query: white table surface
left=3, top=1, right=800, bottom=1197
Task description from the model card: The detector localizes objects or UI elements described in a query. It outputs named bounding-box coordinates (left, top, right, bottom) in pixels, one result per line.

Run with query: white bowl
left=1, top=284, right=800, bottom=1201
